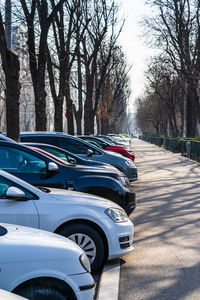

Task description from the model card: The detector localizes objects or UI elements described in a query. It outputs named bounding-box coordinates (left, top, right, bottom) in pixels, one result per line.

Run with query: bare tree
left=144, top=0, right=200, bottom=137
left=19, top=0, right=66, bottom=131
left=145, top=55, right=185, bottom=136
left=97, top=45, right=131, bottom=134
left=47, top=0, right=90, bottom=134
left=136, top=93, right=164, bottom=136
left=81, top=0, right=122, bottom=134
left=0, top=7, right=20, bottom=140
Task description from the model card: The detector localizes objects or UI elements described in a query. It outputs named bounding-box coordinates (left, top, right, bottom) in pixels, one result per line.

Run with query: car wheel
left=59, top=223, right=105, bottom=273
left=16, top=286, right=67, bottom=300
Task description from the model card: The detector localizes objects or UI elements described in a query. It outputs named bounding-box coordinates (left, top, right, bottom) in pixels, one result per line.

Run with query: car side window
left=90, top=138, right=104, bottom=147
left=0, top=147, right=47, bottom=174
left=0, top=175, right=36, bottom=199
left=40, top=136, right=60, bottom=146
left=21, top=135, right=60, bottom=147
left=58, top=138, right=86, bottom=154
left=58, top=138, right=101, bottom=155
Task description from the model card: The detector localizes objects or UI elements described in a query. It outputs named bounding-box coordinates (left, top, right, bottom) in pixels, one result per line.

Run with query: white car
left=0, top=223, right=94, bottom=300
left=0, top=170, right=134, bottom=273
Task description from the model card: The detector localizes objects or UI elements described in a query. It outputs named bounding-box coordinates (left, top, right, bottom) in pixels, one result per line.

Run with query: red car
left=78, top=136, right=135, bottom=161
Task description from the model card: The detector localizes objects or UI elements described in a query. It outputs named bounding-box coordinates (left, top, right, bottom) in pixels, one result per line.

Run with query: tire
left=16, top=286, right=67, bottom=300
left=59, top=223, right=105, bottom=273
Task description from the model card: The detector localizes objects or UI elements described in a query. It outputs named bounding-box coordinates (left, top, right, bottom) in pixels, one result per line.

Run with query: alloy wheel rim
left=68, top=233, right=96, bottom=263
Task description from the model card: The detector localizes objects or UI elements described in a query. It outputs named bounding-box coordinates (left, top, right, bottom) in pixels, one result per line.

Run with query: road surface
left=118, top=138, right=200, bottom=300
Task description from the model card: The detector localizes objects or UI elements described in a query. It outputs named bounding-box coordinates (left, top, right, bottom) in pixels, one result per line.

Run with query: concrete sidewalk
left=119, top=139, right=200, bottom=300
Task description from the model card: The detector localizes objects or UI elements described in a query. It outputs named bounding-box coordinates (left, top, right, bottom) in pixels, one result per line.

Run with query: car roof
left=78, top=135, right=109, bottom=142
left=20, top=132, right=104, bottom=153
left=20, top=131, right=70, bottom=137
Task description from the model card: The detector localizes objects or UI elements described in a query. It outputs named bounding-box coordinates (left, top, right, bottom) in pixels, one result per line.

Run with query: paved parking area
left=98, top=138, right=200, bottom=300
left=119, top=139, right=200, bottom=300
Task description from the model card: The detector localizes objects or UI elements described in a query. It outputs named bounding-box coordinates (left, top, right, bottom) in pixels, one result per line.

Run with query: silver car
left=20, top=132, right=137, bottom=181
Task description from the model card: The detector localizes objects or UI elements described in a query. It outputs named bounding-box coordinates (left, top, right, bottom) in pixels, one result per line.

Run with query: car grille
left=119, top=236, right=132, bottom=249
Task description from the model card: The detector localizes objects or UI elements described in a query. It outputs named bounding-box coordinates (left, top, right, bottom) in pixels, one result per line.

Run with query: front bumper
left=123, top=165, right=138, bottom=182
left=119, top=188, right=136, bottom=215
left=67, top=272, right=95, bottom=300
left=102, top=218, right=134, bottom=260
left=129, top=171, right=138, bottom=182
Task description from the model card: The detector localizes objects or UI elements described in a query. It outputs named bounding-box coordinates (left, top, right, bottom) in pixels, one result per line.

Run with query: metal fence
left=180, top=140, right=200, bottom=162
left=163, top=138, right=178, bottom=153
left=139, top=136, right=163, bottom=147
left=139, top=135, right=200, bottom=162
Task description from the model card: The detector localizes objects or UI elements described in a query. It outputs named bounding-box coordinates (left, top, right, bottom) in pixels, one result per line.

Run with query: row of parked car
left=0, top=132, right=136, bottom=299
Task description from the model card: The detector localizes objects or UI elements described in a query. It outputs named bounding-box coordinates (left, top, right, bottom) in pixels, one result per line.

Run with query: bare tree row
left=0, top=0, right=131, bottom=140
left=136, top=0, right=200, bottom=137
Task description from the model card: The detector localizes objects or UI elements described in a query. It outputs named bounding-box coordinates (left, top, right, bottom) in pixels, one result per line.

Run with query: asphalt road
left=119, top=138, right=200, bottom=300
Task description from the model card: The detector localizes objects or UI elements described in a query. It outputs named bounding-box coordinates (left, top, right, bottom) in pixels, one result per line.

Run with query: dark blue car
left=0, top=141, right=136, bottom=214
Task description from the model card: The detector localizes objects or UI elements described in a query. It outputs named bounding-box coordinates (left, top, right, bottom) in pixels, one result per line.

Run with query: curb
left=96, top=259, right=120, bottom=300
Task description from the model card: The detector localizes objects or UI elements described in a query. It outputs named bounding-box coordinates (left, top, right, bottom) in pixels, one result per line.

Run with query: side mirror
left=102, top=143, right=107, bottom=149
left=87, top=149, right=94, bottom=157
left=47, top=162, right=59, bottom=173
left=68, top=157, right=76, bottom=164
left=6, top=187, right=27, bottom=201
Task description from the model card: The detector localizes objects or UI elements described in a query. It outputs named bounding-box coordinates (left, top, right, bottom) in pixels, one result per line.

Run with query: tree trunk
left=54, top=97, right=63, bottom=131
left=34, top=84, right=47, bottom=131
left=0, top=10, right=20, bottom=141
left=65, top=84, right=74, bottom=135
left=74, top=111, right=82, bottom=135
left=96, top=114, right=101, bottom=134
left=101, top=118, right=109, bottom=135
left=84, top=101, right=94, bottom=134
left=75, top=47, right=83, bottom=135
left=186, top=80, right=199, bottom=137
left=84, top=85, right=95, bottom=134
left=5, top=51, right=21, bottom=141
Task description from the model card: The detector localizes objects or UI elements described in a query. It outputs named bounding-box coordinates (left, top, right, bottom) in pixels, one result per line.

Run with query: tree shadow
left=119, top=139, right=200, bottom=300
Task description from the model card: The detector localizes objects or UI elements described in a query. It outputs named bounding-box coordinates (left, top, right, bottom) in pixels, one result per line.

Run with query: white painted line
left=97, top=259, right=120, bottom=300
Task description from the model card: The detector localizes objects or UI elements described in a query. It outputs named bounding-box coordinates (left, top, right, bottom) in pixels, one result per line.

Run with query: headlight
left=118, top=176, right=126, bottom=186
left=125, top=160, right=135, bottom=167
left=105, top=208, right=128, bottom=223
left=79, top=253, right=91, bottom=273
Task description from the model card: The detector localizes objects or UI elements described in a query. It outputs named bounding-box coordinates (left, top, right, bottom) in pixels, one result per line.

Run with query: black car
left=0, top=141, right=136, bottom=214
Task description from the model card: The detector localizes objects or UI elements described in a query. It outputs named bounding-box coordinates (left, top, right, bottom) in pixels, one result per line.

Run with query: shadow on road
left=119, top=140, right=200, bottom=300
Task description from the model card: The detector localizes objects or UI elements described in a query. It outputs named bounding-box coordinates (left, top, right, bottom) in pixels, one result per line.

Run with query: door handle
left=67, top=181, right=74, bottom=190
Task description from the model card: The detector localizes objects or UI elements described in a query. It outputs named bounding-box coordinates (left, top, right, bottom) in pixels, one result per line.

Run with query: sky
left=118, top=0, right=155, bottom=113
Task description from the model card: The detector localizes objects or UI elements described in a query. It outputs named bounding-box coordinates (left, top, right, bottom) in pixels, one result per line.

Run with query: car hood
left=107, top=145, right=128, bottom=150
left=46, top=188, right=121, bottom=209
left=2, top=223, right=79, bottom=250
left=104, top=151, right=125, bottom=158
left=67, top=163, right=123, bottom=177
left=1, top=223, right=86, bottom=273
left=86, top=161, right=119, bottom=173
